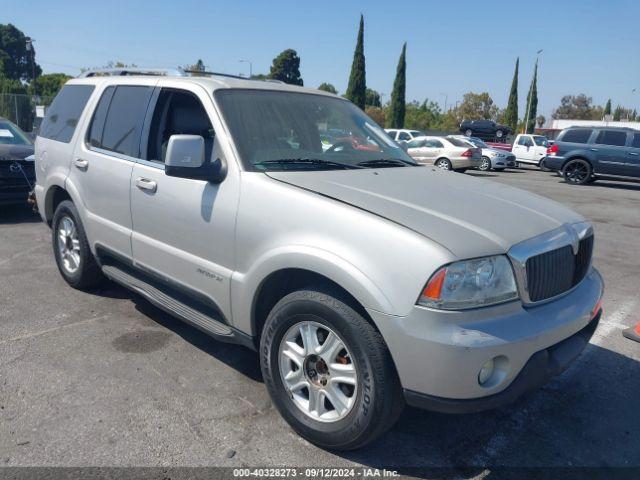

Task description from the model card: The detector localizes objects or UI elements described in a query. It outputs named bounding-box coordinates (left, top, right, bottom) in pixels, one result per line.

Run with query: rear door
left=129, top=81, right=240, bottom=320
left=68, top=82, right=155, bottom=259
left=592, top=130, right=629, bottom=176
left=625, top=132, right=640, bottom=177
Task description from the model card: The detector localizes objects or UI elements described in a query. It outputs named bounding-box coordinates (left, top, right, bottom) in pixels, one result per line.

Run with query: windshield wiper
left=254, top=158, right=363, bottom=170
left=356, top=158, right=414, bottom=168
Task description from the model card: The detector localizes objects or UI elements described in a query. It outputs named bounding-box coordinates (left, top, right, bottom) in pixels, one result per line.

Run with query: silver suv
left=34, top=69, right=604, bottom=450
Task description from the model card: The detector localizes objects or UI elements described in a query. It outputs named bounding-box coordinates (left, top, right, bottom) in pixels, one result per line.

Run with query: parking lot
left=1, top=167, right=639, bottom=475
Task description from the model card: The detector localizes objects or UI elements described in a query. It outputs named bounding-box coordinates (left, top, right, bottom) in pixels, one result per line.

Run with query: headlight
left=418, top=255, right=518, bottom=310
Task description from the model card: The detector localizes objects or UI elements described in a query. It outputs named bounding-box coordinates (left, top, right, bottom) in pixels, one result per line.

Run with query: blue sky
left=7, top=0, right=640, bottom=118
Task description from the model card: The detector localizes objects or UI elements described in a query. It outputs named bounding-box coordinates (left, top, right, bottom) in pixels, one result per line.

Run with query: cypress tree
left=345, top=15, right=366, bottom=109
left=504, top=58, right=519, bottom=133
left=603, top=99, right=612, bottom=116
left=389, top=43, right=407, bottom=128
left=525, top=60, right=538, bottom=133
left=613, top=105, right=622, bottom=121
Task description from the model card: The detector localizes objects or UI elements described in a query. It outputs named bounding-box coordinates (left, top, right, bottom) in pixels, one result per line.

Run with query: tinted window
left=386, top=130, right=397, bottom=139
left=145, top=88, right=214, bottom=163
left=518, top=136, right=533, bottom=147
left=595, top=130, right=628, bottom=147
left=407, top=139, right=424, bottom=148
left=398, top=131, right=411, bottom=141
left=560, top=129, right=593, bottom=144
left=100, top=86, right=153, bottom=157
left=39, top=84, right=94, bottom=143
left=632, top=133, right=640, bottom=148
left=428, top=140, right=444, bottom=148
left=447, top=137, right=470, bottom=147
left=87, top=86, right=115, bottom=148
left=532, top=136, right=548, bottom=147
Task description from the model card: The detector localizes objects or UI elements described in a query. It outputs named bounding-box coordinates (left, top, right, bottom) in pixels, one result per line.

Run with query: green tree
left=365, top=106, right=385, bottom=126
left=0, top=75, right=33, bottom=130
left=0, top=24, right=42, bottom=82
left=318, top=82, right=337, bottom=94
left=388, top=43, right=407, bottom=128
left=632, top=109, right=638, bottom=122
left=185, top=59, right=206, bottom=72
left=552, top=94, right=596, bottom=119
left=536, top=115, right=546, bottom=128
left=603, top=98, right=612, bottom=116
left=524, top=60, right=538, bottom=133
left=268, top=49, right=303, bottom=86
left=613, top=105, right=622, bottom=121
left=345, top=15, right=366, bottom=109
left=30, top=73, right=71, bottom=99
left=365, top=88, right=381, bottom=107
left=503, top=57, right=519, bottom=133
left=458, top=92, right=499, bottom=121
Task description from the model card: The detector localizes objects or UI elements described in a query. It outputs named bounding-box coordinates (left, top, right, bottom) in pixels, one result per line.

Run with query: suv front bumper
left=367, top=267, right=603, bottom=412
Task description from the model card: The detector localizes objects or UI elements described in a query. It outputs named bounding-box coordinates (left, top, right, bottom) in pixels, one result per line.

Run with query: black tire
left=52, top=200, right=103, bottom=289
left=539, top=158, right=552, bottom=172
left=260, top=287, right=404, bottom=450
left=454, top=168, right=467, bottom=173
left=563, top=159, right=592, bottom=185
left=464, top=129, right=473, bottom=136
left=479, top=156, right=492, bottom=171
left=435, top=158, right=453, bottom=171
left=494, top=168, right=505, bottom=171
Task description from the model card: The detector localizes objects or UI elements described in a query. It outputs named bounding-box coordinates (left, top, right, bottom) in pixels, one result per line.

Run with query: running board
left=102, top=264, right=234, bottom=339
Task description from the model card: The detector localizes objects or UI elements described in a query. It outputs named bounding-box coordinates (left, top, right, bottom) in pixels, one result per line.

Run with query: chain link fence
left=0, top=93, right=55, bottom=136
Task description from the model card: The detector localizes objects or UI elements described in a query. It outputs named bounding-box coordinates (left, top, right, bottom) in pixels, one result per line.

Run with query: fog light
left=478, top=359, right=495, bottom=385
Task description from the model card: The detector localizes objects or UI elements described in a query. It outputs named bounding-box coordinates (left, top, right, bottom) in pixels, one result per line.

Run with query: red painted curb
left=622, top=323, right=640, bottom=343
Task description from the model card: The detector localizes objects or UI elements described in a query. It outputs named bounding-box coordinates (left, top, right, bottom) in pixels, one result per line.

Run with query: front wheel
left=260, top=288, right=404, bottom=450
left=495, top=129, right=504, bottom=138
left=479, top=156, right=492, bottom=171
left=563, top=159, right=592, bottom=185
left=464, top=129, right=473, bottom=136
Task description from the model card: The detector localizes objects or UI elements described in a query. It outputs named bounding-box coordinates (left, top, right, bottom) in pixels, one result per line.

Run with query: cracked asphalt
left=1, top=167, right=639, bottom=476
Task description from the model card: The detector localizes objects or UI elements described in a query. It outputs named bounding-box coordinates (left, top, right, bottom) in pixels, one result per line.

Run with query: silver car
left=406, top=135, right=482, bottom=171
left=450, top=135, right=517, bottom=171
left=34, top=69, right=604, bottom=450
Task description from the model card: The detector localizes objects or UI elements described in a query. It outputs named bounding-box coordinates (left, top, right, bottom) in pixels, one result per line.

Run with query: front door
left=130, top=83, right=240, bottom=320
left=512, top=135, right=537, bottom=163
left=70, top=82, right=156, bottom=259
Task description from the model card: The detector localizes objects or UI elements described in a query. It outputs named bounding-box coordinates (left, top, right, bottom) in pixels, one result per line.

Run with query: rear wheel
left=260, top=287, right=404, bottom=450
left=563, top=159, right=592, bottom=185
left=52, top=200, right=103, bottom=289
left=435, top=158, right=453, bottom=171
left=464, top=129, right=473, bottom=136
left=539, top=158, right=552, bottom=172
left=479, top=156, right=492, bottom=171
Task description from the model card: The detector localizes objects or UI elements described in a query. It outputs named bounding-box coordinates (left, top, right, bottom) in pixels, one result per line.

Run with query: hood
left=0, top=144, right=35, bottom=161
left=266, top=167, right=584, bottom=259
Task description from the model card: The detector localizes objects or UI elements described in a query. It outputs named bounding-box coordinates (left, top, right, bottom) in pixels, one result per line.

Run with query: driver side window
left=144, top=88, right=214, bottom=164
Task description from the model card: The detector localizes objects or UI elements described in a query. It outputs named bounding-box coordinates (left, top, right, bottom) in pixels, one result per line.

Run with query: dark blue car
left=545, top=126, right=640, bottom=185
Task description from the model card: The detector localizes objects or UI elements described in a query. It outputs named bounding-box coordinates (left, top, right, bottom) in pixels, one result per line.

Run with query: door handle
left=135, top=177, right=157, bottom=193
left=589, top=148, right=598, bottom=152
left=74, top=158, right=88, bottom=169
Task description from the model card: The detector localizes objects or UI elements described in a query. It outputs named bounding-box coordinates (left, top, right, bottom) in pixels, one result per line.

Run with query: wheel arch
left=43, top=184, right=72, bottom=225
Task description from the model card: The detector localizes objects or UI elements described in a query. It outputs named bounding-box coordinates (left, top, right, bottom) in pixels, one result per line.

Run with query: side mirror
left=165, top=134, right=227, bottom=183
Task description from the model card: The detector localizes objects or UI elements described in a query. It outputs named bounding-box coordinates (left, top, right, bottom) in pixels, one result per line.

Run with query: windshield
left=0, top=120, right=32, bottom=146
left=532, top=135, right=548, bottom=147
left=215, top=89, right=417, bottom=171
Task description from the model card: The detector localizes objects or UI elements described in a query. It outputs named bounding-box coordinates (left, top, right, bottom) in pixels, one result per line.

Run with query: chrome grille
left=525, top=234, right=594, bottom=302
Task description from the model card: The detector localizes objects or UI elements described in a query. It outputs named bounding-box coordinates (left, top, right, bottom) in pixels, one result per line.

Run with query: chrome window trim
left=508, top=222, right=593, bottom=306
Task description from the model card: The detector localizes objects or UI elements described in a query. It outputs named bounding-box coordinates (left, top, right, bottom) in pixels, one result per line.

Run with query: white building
left=550, top=119, right=640, bottom=130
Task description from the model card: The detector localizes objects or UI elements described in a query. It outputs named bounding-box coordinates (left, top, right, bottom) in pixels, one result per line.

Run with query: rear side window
left=398, top=131, right=411, bottom=141
left=96, top=86, right=153, bottom=158
left=447, top=137, right=469, bottom=147
left=632, top=133, right=640, bottom=148
left=595, top=130, right=628, bottom=147
left=560, top=129, right=593, bottom=144
left=39, top=85, right=94, bottom=143
left=87, top=86, right=115, bottom=148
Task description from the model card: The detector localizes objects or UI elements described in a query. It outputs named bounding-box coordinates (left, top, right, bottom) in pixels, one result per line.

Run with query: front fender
left=230, top=245, right=395, bottom=335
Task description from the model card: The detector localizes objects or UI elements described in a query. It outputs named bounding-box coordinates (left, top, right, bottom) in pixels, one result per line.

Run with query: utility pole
left=25, top=37, right=36, bottom=97
left=524, top=49, right=543, bottom=134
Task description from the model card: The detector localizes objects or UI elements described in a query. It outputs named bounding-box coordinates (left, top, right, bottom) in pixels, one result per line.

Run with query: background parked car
left=511, top=133, right=549, bottom=167
left=406, top=136, right=481, bottom=171
left=460, top=119, right=511, bottom=139
left=0, top=117, right=35, bottom=207
left=545, top=126, right=640, bottom=185
left=386, top=128, right=426, bottom=144
left=449, top=135, right=516, bottom=171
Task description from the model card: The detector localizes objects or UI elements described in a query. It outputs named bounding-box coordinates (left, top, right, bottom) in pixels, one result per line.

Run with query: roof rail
left=79, top=68, right=186, bottom=78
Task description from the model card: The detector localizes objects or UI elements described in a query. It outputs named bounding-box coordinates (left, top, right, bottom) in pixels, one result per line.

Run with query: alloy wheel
left=565, top=161, right=590, bottom=184
left=278, top=321, right=357, bottom=422
left=480, top=157, right=491, bottom=171
left=57, top=216, right=81, bottom=274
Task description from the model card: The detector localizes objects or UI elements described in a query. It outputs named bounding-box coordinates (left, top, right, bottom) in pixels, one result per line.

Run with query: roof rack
left=79, top=68, right=186, bottom=78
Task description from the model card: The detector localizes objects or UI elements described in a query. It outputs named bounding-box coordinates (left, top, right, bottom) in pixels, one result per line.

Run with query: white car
left=406, top=136, right=482, bottom=171
left=511, top=134, right=549, bottom=166
left=385, top=128, right=425, bottom=144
